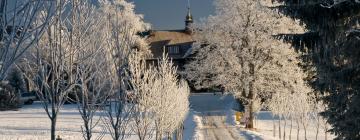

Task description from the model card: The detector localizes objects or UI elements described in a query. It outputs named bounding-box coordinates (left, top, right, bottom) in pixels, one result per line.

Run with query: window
left=168, top=45, right=180, bottom=54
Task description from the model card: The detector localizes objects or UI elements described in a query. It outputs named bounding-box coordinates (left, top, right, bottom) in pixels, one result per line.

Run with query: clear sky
left=131, top=0, right=215, bottom=30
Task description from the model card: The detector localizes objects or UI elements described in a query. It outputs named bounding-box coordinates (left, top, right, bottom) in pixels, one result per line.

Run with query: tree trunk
left=246, top=80, right=255, bottom=129
left=51, top=117, right=57, bottom=140
left=273, top=116, right=276, bottom=137
left=85, top=120, right=91, bottom=140
left=114, top=128, right=120, bottom=140
left=167, top=132, right=172, bottom=140
left=174, top=129, right=178, bottom=140
left=176, top=123, right=184, bottom=140
left=303, top=124, right=307, bottom=140
left=278, top=116, right=281, bottom=140
left=246, top=104, right=255, bottom=129
left=156, top=132, right=162, bottom=140
left=289, top=118, right=293, bottom=140
left=325, top=125, right=328, bottom=140
left=155, top=123, right=162, bottom=140
left=315, top=119, right=319, bottom=140
left=51, top=100, right=57, bottom=140
left=283, top=117, right=286, bottom=140
left=296, top=120, right=299, bottom=140
left=82, top=103, right=92, bottom=140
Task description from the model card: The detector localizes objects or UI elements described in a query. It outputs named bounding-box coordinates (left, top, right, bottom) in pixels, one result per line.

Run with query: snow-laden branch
left=0, top=0, right=55, bottom=80
left=128, top=52, right=190, bottom=140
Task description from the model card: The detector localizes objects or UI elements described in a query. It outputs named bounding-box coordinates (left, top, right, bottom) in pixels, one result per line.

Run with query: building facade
left=145, top=8, right=195, bottom=72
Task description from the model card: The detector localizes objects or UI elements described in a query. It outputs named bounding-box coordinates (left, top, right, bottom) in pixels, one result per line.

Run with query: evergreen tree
left=273, top=0, right=360, bottom=139
left=7, top=68, right=25, bottom=93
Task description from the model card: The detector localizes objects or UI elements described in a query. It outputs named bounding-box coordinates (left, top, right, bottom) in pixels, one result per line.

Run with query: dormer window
left=168, top=45, right=180, bottom=54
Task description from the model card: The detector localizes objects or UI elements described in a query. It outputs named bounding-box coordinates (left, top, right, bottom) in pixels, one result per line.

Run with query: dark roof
left=146, top=30, right=194, bottom=46
left=146, top=30, right=195, bottom=59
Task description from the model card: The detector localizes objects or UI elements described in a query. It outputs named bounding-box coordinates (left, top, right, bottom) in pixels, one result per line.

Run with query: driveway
left=190, top=93, right=247, bottom=140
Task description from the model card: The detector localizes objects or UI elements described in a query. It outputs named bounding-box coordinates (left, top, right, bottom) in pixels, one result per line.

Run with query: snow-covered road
left=200, top=112, right=245, bottom=140
left=190, top=93, right=249, bottom=140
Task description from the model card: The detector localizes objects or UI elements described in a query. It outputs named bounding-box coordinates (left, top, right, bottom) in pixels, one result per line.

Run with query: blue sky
left=131, top=0, right=215, bottom=30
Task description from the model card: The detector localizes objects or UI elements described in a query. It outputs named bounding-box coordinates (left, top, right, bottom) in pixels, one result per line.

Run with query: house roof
left=146, top=30, right=195, bottom=59
left=146, top=30, right=194, bottom=46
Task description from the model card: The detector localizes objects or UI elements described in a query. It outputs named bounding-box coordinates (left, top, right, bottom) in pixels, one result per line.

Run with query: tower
left=185, top=0, right=193, bottom=31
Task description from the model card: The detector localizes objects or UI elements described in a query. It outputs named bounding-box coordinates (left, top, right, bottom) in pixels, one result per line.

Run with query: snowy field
left=0, top=103, right=113, bottom=140
left=0, top=93, right=335, bottom=140
left=0, top=102, right=200, bottom=140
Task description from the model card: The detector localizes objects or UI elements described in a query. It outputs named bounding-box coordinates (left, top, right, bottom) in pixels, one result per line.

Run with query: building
left=145, top=7, right=195, bottom=72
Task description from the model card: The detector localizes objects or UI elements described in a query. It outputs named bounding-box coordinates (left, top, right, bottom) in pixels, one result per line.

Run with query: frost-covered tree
left=185, top=0, right=305, bottom=129
left=99, top=1, right=150, bottom=140
left=62, top=1, right=110, bottom=140
left=311, top=98, right=329, bottom=140
left=265, top=43, right=313, bottom=139
left=75, top=54, right=111, bottom=140
left=151, top=55, right=190, bottom=140
left=0, top=0, right=53, bottom=80
left=128, top=53, right=190, bottom=140
left=28, top=1, right=85, bottom=139
left=127, top=51, right=157, bottom=140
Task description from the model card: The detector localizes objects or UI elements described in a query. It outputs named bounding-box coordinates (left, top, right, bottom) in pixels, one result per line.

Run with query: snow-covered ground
left=0, top=102, right=202, bottom=140
left=0, top=93, right=335, bottom=140
left=0, top=103, right=114, bottom=140
left=190, top=93, right=335, bottom=140
left=189, top=93, right=264, bottom=140
left=254, top=111, right=335, bottom=140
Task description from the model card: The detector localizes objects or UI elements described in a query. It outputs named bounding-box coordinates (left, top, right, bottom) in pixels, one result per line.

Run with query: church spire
left=185, top=0, right=193, bottom=31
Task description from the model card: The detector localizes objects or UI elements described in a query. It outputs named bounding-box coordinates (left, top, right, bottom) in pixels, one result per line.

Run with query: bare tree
left=75, top=54, right=111, bottom=140
left=28, top=1, right=78, bottom=139
left=62, top=1, right=111, bottom=139
left=0, top=0, right=53, bottom=80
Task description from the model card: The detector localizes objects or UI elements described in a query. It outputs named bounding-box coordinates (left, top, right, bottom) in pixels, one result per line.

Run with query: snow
left=183, top=110, right=203, bottom=140
left=0, top=102, right=131, bottom=140
left=189, top=93, right=336, bottom=140
left=189, top=93, right=247, bottom=140
left=254, top=111, right=335, bottom=140
left=0, top=94, right=336, bottom=140
left=0, top=102, right=196, bottom=140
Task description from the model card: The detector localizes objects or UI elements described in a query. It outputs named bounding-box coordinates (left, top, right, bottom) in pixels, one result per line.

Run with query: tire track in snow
left=190, top=93, right=245, bottom=140
left=199, top=112, right=244, bottom=140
